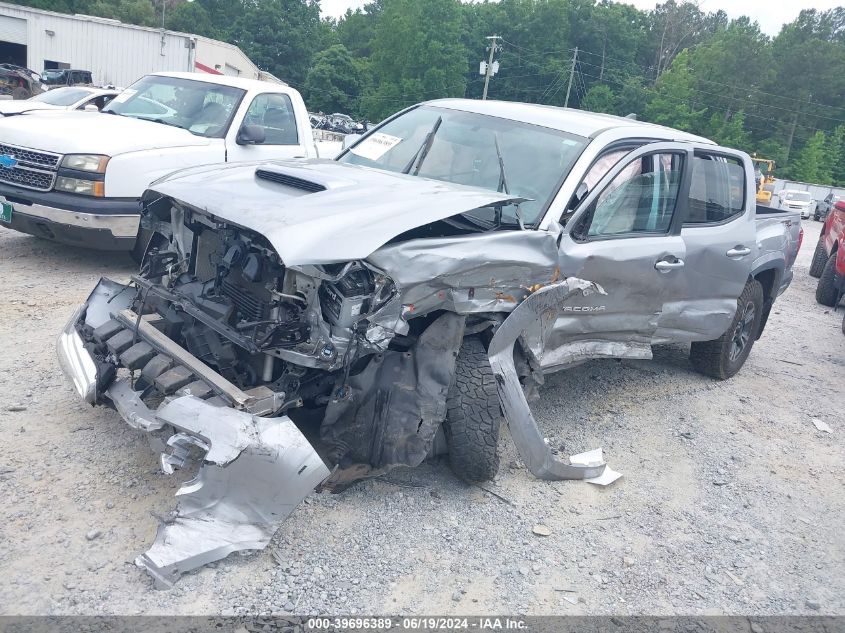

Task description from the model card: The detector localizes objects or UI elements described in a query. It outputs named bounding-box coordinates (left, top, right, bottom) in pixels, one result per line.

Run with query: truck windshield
left=337, top=105, right=588, bottom=226
left=103, top=75, right=245, bottom=138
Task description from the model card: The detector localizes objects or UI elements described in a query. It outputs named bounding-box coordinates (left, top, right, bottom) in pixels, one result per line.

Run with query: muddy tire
left=443, top=336, right=501, bottom=483
left=815, top=253, right=838, bottom=307
left=11, top=87, right=29, bottom=100
left=809, top=237, right=828, bottom=278
left=689, top=279, right=763, bottom=380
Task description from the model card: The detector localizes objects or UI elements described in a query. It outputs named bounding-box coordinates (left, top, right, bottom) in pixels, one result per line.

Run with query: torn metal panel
left=320, top=312, right=465, bottom=486
left=367, top=230, right=562, bottom=317
left=132, top=394, right=330, bottom=589
left=488, top=278, right=609, bottom=481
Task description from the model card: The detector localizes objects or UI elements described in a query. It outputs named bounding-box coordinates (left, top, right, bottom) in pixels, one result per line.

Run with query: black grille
left=255, top=169, right=326, bottom=193
left=0, top=165, right=54, bottom=191
left=221, top=280, right=269, bottom=323
left=0, top=142, right=60, bottom=169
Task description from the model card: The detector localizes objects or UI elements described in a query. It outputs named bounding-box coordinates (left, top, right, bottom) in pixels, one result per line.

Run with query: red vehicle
left=810, top=200, right=845, bottom=307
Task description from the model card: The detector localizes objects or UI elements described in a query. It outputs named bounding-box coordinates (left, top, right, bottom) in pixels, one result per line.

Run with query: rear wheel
left=809, top=237, right=828, bottom=278
left=443, top=337, right=501, bottom=483
left=689, top=279, right=763, bottom=380
left=815, top=253, right=839, bottom=307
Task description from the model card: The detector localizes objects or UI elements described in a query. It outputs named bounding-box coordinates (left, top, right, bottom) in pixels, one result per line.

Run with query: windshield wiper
left=402, top=116, right=442, bottom=175
left=2, top=108, right=46, bottom=117
left=149, top=118, right=183, bottom=129
left=492, top=133, right=525, bottom=229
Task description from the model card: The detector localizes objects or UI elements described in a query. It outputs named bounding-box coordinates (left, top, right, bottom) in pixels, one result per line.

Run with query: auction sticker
left=350, top=132, right=403, bottom=161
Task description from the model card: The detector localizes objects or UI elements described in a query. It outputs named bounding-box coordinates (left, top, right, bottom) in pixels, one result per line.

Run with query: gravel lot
left=0, top=220, right=842, bottom=617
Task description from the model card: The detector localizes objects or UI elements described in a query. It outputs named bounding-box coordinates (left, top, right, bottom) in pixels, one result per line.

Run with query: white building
left=0, top=1, right=279, bottom=87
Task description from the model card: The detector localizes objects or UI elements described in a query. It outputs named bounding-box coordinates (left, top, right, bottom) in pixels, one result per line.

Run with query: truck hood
left=144, top=159, right=523, bottom=266
left=0, top=111, right=212, bottom=155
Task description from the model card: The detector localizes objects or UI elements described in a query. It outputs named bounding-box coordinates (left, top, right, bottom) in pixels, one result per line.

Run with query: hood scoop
left=255, top=169, right=327, bottom=193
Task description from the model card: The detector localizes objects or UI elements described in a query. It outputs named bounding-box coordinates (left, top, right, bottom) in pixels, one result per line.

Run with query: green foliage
left=166, top=2, right=214, bottom=36
left=791, top=131, right=828, bottom=183
left=303, top=44, right=365, bottom=115
left=581, top=84, right=615, bottom=114
left=644, top=50, right=705, bottom=131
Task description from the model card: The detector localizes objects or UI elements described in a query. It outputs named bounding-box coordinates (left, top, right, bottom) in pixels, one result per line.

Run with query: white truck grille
left=0, top=142, right=60, bottom=192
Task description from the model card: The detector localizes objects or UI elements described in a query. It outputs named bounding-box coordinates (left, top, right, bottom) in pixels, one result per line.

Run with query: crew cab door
left=545, top=142, right=691, bottom=368
left=661, top=148, right=756, bottom=342
left=226, top=92, right=309, bottom=163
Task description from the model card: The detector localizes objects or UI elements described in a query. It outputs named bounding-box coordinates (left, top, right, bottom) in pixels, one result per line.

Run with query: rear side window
left=685, top=154, right=745, bottom=224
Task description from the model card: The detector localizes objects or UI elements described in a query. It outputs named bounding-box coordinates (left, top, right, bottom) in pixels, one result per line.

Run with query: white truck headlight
left=61, top=154, right=109, bottom=173
left=55, top=176, right=104, bottom=197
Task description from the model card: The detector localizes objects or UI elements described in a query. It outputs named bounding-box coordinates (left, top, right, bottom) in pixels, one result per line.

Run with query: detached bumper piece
left=488, top=278, right=610, bottom=481
left=116, top=390, right=329, bottom=589
left=57, top=278, right=330, bottom=588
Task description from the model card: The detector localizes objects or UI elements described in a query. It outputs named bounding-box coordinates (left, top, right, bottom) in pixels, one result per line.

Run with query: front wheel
left=816, top=253, right=839, bottom=307
left=689, top=279, right=764, bottom=380
left=443, top=337, right=502, bottom=483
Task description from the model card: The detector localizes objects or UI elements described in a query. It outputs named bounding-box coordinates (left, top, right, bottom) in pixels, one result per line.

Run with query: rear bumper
left=0, top=184, right=139, bottom=249
left=57, top=278, right=329, bottom=588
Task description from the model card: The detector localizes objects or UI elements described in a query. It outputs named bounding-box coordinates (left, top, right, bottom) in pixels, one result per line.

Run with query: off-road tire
left=809, top=237, right=828, bottom=278
left=816, top=253, right=839, bottom=307
left=689, top=279, right=764, bottom=380
left=11, top=87, right=29, bottom=100
left=443, top=336, right=501, bottom=483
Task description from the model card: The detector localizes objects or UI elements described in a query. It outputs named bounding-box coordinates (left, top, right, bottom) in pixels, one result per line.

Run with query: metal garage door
left=0, top=15, right=27, bottom=45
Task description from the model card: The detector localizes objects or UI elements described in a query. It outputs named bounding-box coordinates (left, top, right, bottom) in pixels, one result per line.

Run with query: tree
left=167, top=1, right=214, bottom=36
left=706, top=111, right=751, bottom=150
left=581, top=84, right=616, bottom=114
left=361, top=0, right=467, bottom=121
left=303, top=44, right=365, bottom=114
left=791, top=131, right=828, bottom=183
left=644, top=49, right=704, bottom=131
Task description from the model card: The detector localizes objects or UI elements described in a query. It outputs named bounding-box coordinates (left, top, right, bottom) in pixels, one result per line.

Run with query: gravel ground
left=0, top=220, right=842, bottom=617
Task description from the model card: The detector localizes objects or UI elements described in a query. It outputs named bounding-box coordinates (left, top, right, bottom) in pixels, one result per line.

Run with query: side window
left=243, top=93, right=298, bottom=145
left=576, top=152, right=684, bottom=239
left=685, top=154, right=745, bottom=224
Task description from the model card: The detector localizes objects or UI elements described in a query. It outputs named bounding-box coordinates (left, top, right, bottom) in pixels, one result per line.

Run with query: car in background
left=809, top=200, right=845, bottom=306
left=777, top=189, right=814, bottom=219
left=42, top=69, right=93, bottom=88
left=814, top=192, right=844, bottom=221
left=0, top=86, right=118, bottom=115
left=0, top=65, right=44, bottom=100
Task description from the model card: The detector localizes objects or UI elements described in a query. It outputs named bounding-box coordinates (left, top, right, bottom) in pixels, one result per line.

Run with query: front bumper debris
left=57, top=278, right=330, bottom=588
left=488, top=278, right=610, bottom=480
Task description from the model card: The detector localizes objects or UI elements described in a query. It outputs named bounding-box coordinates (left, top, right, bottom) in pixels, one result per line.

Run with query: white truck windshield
left=103, top=75, right=245, bottom=138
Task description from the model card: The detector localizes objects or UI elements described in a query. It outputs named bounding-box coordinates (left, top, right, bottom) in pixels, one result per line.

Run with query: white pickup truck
left=0, top=72, right=317, bottom=256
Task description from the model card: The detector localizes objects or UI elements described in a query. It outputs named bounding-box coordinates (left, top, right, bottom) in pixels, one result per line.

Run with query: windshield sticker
left=112, top=89, right=136, bottom=104
left=349, top=133, right=403, bottom=161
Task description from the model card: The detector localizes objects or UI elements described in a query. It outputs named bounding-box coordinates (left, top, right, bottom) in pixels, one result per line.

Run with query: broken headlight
left=319, top=267, right=395, bottom=328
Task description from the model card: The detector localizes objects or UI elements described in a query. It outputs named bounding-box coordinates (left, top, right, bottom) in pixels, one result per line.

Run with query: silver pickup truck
left=57, top=100, right=802, bottom=587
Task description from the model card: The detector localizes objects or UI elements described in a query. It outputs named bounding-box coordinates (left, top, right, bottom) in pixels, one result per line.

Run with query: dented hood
left=144, top=159, right=521, bottom=265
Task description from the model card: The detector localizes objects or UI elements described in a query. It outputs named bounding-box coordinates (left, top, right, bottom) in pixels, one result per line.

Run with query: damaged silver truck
left=57, top=100, right=802, bottom=587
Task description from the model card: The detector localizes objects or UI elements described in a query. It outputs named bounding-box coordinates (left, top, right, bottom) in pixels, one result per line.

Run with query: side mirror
left=237, top=124, right=266, bottom=145
left=83, top=104, right=99, bottom=112
left=342, top=133, right=362, bottom=150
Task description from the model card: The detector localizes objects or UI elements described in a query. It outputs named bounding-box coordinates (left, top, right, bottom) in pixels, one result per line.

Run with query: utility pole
left=481, top=35, right=501, bottom=100
left=564, top=47, right=578, bottom=108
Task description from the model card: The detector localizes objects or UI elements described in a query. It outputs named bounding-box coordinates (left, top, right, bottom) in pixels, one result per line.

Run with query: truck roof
left=426, top=98, right=714, bottom=143
left=151, top=71, right=292, bottom=94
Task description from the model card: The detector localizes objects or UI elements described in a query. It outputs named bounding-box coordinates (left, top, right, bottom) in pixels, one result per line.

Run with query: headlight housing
left=55, top=176, right=104, bottom=197
left=61, top=154, right=109, bottom=173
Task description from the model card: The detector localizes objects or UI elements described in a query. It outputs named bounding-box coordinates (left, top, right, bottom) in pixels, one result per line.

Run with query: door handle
left=655, top=257, right=685, bottom=272
left=726, top=246, right=751, bottom=258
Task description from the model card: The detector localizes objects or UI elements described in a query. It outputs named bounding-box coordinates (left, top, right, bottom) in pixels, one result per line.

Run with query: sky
left=318, top=0, right=842, bottom=36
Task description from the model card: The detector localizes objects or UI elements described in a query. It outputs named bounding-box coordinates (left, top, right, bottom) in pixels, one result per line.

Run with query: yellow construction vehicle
left=751, top=156, right=776, bottom=204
